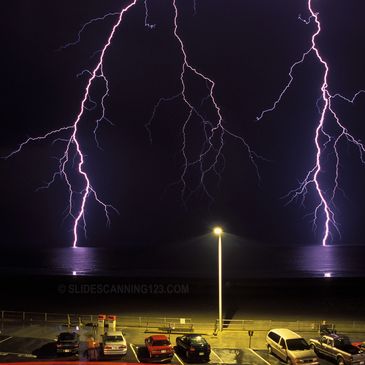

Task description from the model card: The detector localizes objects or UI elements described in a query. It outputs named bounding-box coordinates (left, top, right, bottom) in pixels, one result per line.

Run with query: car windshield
left=286, top=338, right=310, bottom=350
left=58, top=333, right=76, bottom=341
left=105, top=335, right=123, bottom=342
left=152, top=340, right=170, bottom=346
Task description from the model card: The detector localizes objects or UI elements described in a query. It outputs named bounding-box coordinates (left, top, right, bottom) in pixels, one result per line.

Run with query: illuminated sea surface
left=1, top=242, right=365, bottom=278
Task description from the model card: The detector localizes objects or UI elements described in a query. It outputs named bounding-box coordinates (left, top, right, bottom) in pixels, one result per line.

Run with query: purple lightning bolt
left=4, top=0, right=139, bottom=247
left=147, top=0, right=263, bottom=204
left=257, top=0, right=365, bottom=246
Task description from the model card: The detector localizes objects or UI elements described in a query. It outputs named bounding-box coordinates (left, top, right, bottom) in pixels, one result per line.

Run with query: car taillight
left=105, top=346, right=112, bottom=349
left=189, top=347, right=196, bottom=352
left=119, top=345, right=127, bottom=349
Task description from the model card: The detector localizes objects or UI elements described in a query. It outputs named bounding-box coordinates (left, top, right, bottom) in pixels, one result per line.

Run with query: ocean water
left=1, top=242, right=365, bottom=278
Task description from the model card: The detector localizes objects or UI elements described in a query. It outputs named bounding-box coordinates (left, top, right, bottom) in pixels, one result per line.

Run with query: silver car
left=101, top=330, right=127, bottom=356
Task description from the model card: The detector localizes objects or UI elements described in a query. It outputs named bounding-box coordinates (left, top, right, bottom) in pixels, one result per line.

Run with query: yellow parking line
left=210, top=349, right=224, bottom=363
left=248, top=348, right=271, bottom=365
left=174, top=352, right=185, bottom=365
left=129, top=343, right=140, bottom=363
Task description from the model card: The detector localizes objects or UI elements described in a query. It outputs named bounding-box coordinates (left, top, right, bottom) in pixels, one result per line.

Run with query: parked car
left=310, top=333, right=365, bottom=365
left=266, top=328, right=319, bottom=365
left=352, top=341, right=365, bottom=351
left=101, top=330, right=127, bottom=356
left=56, top=332, right=80, bottom=355
left=176, top=334, right=210, bottom=362
left=145, top=335, right=174, bottom=361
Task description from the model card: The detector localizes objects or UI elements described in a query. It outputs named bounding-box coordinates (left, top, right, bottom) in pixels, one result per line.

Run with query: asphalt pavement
left=0, top=322, right=345, bottom=364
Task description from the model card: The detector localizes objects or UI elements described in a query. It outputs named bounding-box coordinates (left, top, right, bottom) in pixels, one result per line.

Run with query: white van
left=266, top=328, right=319, bottom=365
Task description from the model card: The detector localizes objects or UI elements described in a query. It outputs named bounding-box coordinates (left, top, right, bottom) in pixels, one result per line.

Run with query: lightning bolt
left=5, top=0, right=264, bottom=247
left=144, top=0, right=156, bottom=29
left=4, top=0, right=140, bottom=247
left=147, top=0, right=263, bottom=205
left=193, top=0, right=198, bottom=16
left=257, top=0, right=365, bottom=246
left=56, top=12, right=121, bottom=52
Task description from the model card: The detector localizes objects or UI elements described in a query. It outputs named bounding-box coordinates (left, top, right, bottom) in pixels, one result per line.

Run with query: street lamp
left=213, top=226, right=223, bottom=332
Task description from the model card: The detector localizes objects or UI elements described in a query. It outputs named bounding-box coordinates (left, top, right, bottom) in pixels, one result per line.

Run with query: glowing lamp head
left=213, top=227, right=223, bottom=236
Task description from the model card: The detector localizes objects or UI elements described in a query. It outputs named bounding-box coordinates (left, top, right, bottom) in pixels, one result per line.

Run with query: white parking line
left=248, top=348, right=271, bottom=365
left=17, top=353, right=37, bottom=358
left=0, top=337, right=12, bottom=344
left=0, top=351, right=36, bottom=358
left=210, top=349, right=224, bottom=363
left=174, top=352, right=185, bottom=365
left=129, top=343, right=140, bottom=363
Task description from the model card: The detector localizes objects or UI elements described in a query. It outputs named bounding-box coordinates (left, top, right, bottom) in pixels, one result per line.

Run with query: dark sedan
left=56, top=332, right=80, bottom=355
left=176, top=334, right=210, bottom=362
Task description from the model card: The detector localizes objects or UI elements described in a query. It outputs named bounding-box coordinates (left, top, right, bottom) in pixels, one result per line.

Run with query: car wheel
left=337, top=357, right=345, bottom=365
left=267, top=345, right=272, bottom=354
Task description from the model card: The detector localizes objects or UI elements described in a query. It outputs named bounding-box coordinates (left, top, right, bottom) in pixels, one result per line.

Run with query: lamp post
left=213, top=226, right=223, bottom=332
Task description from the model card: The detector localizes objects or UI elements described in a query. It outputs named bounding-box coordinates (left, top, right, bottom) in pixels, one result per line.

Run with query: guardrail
left=2, top=310, right=365, bottom=334
left=144, top=320, right=194, bottom=333
left=219, top=319, right=320, bottom=332
left=217, top=319, right=365, bottom=333
left=0, top=310, right=195, bottom=332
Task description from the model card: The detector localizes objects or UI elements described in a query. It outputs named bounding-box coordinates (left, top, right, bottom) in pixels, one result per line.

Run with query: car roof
left=182, top=335, right=205, bottom=341
left=149, top=335, right=169, bottom=340
left=268, top=329, right=302, bottom=339
left=58, top=332, right=77, bottom=339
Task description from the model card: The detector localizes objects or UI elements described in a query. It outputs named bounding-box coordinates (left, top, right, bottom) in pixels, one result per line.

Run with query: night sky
left=1, top=0, right=365, bottom=248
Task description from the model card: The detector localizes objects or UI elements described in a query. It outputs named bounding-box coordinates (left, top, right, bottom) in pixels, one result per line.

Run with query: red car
left=352, top=341, right=365, bottom=351
left=145, top=335, right=174, bottom=361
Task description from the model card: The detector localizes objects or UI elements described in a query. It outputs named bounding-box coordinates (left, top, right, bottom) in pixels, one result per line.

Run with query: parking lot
left=0, top=323, right=340, bottom=365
